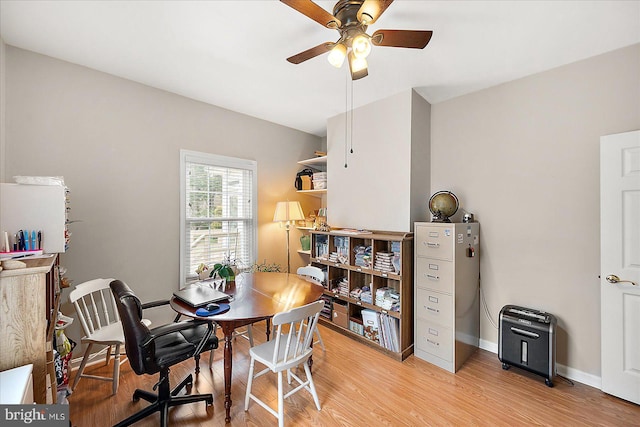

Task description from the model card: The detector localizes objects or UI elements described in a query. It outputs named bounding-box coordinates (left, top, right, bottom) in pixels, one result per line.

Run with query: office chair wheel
left=502, top=363, right=510, bottom=370
left=545, top=378, right=554, bottom=387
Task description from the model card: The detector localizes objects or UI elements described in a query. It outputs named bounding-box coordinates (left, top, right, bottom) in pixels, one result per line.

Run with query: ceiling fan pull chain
left=350, top=78, right=354, bottom=154
left=344, top=67, right=349, bottom=168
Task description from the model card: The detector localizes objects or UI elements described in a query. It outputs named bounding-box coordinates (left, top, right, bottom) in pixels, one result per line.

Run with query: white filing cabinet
left=414, top=222, right=480, bottom=373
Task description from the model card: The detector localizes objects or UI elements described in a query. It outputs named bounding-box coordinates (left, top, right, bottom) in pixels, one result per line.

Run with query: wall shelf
left=296, top=189, right=327, bottom=197
left=297, top=156, right=327, bottom=169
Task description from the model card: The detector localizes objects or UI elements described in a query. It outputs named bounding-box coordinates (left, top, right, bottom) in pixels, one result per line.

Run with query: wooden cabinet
left=414, top=222, right=480, bottom=373
left=0, top=255, right=59, bottom=404
left=310, top=229, right=413, bottom=360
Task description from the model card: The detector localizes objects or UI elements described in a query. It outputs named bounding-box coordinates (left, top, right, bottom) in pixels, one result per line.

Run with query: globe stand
left=431, top=212, right=452, bottom=223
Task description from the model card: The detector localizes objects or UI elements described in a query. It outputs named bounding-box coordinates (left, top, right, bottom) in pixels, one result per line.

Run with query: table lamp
left=273, top=201, right=305, bottom=272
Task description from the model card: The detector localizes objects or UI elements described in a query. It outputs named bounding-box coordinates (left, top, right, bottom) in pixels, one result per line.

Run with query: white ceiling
left=1, top=1, right=639, bottom=136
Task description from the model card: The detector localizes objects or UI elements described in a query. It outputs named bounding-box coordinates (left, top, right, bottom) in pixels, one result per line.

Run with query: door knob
left=605, top=274, right=638, bottom=286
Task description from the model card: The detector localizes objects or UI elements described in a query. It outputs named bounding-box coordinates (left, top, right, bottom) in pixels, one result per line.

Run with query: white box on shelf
left=361, top=309, right=380, bottom=343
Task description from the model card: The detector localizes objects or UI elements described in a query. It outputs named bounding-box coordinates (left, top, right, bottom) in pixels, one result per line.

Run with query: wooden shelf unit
left=309, top=229, right=414, bottom=361
left=0, top=254, right=60, bottom=404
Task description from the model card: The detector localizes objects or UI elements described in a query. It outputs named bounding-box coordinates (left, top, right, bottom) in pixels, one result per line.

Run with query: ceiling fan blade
left=280, top=0, right=341, bottom=29
left=371, top=29, right=433, bottom=49
left=357, top=0, right=394, bottom=25
left=287, top=42, right=334, bottom=64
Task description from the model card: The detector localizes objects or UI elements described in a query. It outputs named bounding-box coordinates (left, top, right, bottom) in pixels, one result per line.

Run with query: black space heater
left=498, top=305, right=557, bottom=387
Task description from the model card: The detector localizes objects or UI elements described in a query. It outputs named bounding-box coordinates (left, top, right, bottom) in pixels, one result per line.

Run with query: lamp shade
left=273, top=201, right=305, bottom=223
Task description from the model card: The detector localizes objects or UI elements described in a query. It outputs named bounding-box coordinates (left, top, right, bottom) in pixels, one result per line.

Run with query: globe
left=429, top=191, right=459, bottom=222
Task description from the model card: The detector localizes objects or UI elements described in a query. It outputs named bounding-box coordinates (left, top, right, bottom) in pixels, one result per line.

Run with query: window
left=180, top=150, right=257, bottom=287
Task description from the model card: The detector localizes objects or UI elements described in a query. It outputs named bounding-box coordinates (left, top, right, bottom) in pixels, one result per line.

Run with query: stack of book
left=374, top=251, right=395, bottom=273
left=354, top=245, right=372, bottom=268
left=319, top=295, right=332, bottom=319
left=391, top=241, right=402, bottom=273
left=360, top=287, right=373, bottom=304
left=332, top=277, right=349, bottom=298
left=375, top=287, right=400, bottom=311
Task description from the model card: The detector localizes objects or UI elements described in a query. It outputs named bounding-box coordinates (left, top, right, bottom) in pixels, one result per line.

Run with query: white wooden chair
left=69, top=278, right=151, bottom=394
left=244, top=300, right=324, bottom=427
left=296, top=266, right=326, bottom=352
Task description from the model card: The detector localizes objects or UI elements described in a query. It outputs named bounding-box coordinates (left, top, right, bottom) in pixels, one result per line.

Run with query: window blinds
left=181, top=151, right=256, bottom=285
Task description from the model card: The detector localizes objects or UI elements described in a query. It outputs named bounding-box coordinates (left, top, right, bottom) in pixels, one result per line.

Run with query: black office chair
left=110, top=280, right=219, bottom=427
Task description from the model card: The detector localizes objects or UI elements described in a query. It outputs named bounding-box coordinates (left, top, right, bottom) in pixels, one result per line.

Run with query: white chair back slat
left=81, top=297, right=96, bottom=335
left=73, top=300, right=91, bottom=338
left=99, top=288, right=111, bottom=325
left=89, top=292, right=104, bottom=330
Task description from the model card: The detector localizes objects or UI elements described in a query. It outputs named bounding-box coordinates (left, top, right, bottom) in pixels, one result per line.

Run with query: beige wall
left=410, top=92, right=431, bottom=226
left=327, top=89, right=431, bottom=231
left=431, top=43, right=640, bottom=380
left=3, top=46, right=321, bottom=344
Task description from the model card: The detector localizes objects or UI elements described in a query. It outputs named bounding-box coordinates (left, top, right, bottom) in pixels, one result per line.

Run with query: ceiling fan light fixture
left=348, top=51, right=368, bottom=80
left=351, top=33, right=371, bottom=59
left=360, top=12, right=373, bottom=26
left=328, top=43, right=347, bottom=68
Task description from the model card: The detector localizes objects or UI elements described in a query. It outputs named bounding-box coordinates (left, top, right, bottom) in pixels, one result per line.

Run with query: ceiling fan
left=281, top=0, right=433, bottom=80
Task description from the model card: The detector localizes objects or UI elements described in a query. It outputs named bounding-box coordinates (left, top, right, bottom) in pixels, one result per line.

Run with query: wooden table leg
left=222, top=326, right=234, bottom=423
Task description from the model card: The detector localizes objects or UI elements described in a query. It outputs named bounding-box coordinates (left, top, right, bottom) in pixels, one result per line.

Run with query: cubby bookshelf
left=309, top=229, right=414, bottom=360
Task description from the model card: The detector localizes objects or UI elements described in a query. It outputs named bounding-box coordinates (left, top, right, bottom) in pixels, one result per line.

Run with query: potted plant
left=209, top=262, right=236, bottom=282
left=208, top=252, right=241, bottom=283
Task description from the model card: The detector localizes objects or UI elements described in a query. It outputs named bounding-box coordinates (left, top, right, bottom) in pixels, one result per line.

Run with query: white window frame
left=179, top=149, right=257, bottom=287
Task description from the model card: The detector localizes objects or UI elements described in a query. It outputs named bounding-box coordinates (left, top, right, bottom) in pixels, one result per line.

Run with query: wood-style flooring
left=68, top=323, right=639, bottom=426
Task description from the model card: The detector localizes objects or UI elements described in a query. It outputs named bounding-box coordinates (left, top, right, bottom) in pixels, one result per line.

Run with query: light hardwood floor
left=68, top=323, right=639, bottom=426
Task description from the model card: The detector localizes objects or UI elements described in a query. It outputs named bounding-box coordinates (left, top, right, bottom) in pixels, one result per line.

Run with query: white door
left=601, top=130, right=640, bottom=404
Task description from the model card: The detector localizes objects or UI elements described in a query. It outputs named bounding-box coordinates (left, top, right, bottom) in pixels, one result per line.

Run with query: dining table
left=170, top=271, right=324, bottom=423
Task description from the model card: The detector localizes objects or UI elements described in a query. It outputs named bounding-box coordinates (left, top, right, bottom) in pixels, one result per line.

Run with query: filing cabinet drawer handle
left=426, top=306, right=439, bottom=313
left=426, top=274, right=439, bottom=280
left=426, top=242, right=440, bottom=248
left=426, top=339, right=439, bottom=346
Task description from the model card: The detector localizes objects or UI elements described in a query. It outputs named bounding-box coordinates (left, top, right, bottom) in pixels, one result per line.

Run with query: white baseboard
left=478, top=339, right=602, bottom=389
left=479, top=338, right=498, bottom=354
left=69, top=347, right=122, bottom=372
